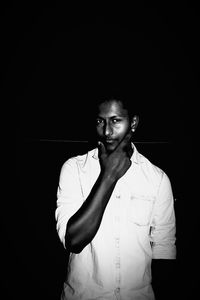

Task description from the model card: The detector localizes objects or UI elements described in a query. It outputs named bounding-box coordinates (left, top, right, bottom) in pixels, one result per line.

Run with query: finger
left=98, top=141, right=106, bottom=157
left=116, top=129, right=133, bottom=151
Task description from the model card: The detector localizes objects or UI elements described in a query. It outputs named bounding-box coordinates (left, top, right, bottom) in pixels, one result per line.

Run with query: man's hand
left=98, top=130, right=133, bottom=182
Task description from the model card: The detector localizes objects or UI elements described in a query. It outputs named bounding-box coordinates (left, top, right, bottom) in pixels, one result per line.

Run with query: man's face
left=96, top=100, right=133, bottom=153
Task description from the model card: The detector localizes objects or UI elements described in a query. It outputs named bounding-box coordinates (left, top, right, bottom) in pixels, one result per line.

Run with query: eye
left=112, top=118, right=121, bottom=124
left=96, top=119, right=104, bottom=125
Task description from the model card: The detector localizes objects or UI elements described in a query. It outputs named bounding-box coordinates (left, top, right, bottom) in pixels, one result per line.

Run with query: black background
left=2, top=2, right=199, bottom=299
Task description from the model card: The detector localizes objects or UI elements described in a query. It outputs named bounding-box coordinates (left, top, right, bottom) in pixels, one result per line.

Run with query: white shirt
left=55, top=144, right=176, bottom=300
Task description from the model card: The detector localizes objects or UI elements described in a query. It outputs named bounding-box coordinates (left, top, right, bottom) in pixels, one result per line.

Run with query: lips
left=105, top=139, right=116, bottom=144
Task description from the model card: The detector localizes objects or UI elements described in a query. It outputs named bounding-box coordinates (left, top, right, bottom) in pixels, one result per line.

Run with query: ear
left=131, top=115, right=139, bottom=132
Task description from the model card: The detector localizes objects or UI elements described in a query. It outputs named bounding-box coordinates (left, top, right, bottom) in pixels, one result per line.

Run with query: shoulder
left=141, top=153, right=173, bottom=195
left=138, top=151, right=169, bottom=186
left=61, top=148, right=97, bottom=171
left=137, top=149, right=163, bottom=174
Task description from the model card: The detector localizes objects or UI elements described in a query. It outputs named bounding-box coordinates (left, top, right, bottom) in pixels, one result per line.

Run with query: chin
left=106, top=144, right=117, bottom=153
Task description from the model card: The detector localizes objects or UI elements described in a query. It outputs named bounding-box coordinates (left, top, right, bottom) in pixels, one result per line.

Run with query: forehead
left=97, top=100, right=128, bottom=117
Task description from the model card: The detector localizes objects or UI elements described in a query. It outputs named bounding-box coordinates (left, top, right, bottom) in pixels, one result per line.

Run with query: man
left=55, top=96, right=176, bottom=299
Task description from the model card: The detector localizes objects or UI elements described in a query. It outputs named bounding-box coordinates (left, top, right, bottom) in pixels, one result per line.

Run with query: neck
left=127, top=143, right=133, bottom=158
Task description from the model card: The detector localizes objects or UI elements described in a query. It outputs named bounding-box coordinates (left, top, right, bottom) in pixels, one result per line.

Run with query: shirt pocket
left=128, top=194, right=155, bottom=226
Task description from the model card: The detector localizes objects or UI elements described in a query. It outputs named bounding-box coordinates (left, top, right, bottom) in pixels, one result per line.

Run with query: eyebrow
left=96, top=114, right=125, bottom=119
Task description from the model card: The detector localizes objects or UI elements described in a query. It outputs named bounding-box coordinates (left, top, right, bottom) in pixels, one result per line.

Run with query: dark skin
left=64, top=99, right=176, bottom=298
left=65, top=100, right=138, bottom=253
left=65, top=130, right=134, bottom=253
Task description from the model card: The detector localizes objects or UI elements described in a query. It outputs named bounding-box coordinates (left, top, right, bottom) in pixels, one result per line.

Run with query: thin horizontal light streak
left=28, top=139, right=171, bottom=144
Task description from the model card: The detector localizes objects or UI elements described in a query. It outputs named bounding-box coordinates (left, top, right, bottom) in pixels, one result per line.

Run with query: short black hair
left=91, top=87, right=142, bottom=118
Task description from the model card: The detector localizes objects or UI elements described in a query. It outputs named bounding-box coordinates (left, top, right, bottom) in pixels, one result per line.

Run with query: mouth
left=105, top=139, right=116, bottom=144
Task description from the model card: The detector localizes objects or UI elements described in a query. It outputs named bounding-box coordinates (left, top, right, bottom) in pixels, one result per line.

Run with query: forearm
left=65, top=173, right=117, bottom=253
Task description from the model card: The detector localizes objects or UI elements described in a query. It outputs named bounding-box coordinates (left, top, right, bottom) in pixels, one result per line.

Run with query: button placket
left=113, top=190, right=121, bottom=293
left=115, top=287, right=120, bottom=294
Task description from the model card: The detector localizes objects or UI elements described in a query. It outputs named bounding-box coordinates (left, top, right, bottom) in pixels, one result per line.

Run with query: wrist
left=100, top=171, right=118, bottom=185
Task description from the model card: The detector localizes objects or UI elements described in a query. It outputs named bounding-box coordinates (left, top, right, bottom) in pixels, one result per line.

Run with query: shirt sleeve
left=55, top=158, right=84, bottom=248
left=150, top=172, right=176, bottom=259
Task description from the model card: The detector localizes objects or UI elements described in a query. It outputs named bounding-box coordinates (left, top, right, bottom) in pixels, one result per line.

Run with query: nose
left=104, top=122, right=113, bottom=137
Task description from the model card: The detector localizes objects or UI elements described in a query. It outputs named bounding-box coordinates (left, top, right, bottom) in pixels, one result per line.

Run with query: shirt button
left=116, top=262, right=120, bottom=268
left=115, top=287, right=120, bottom=293
left=115, top=238, right=120, bottom=247
left=116, top=194, right=121, bottom=199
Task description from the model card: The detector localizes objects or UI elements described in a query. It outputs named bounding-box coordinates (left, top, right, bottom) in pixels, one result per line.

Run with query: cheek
left=96, top=126, right=103, bottom=136
left=116, top=123, right=130, bottom=136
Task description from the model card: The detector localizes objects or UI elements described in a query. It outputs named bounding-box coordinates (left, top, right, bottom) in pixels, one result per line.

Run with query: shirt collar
left=92, top=143, right=141, bottom=164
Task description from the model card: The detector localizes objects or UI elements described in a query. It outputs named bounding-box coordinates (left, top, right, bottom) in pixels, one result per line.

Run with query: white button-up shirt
left=55, top=144, right=176, bottom=300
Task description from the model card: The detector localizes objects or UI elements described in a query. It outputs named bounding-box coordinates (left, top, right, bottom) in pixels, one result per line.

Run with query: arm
left=65, top=172, right=117, bottom=253
left=65, top=130, right=133, bottom=253
left=151, top=172, right=177, bottom=299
